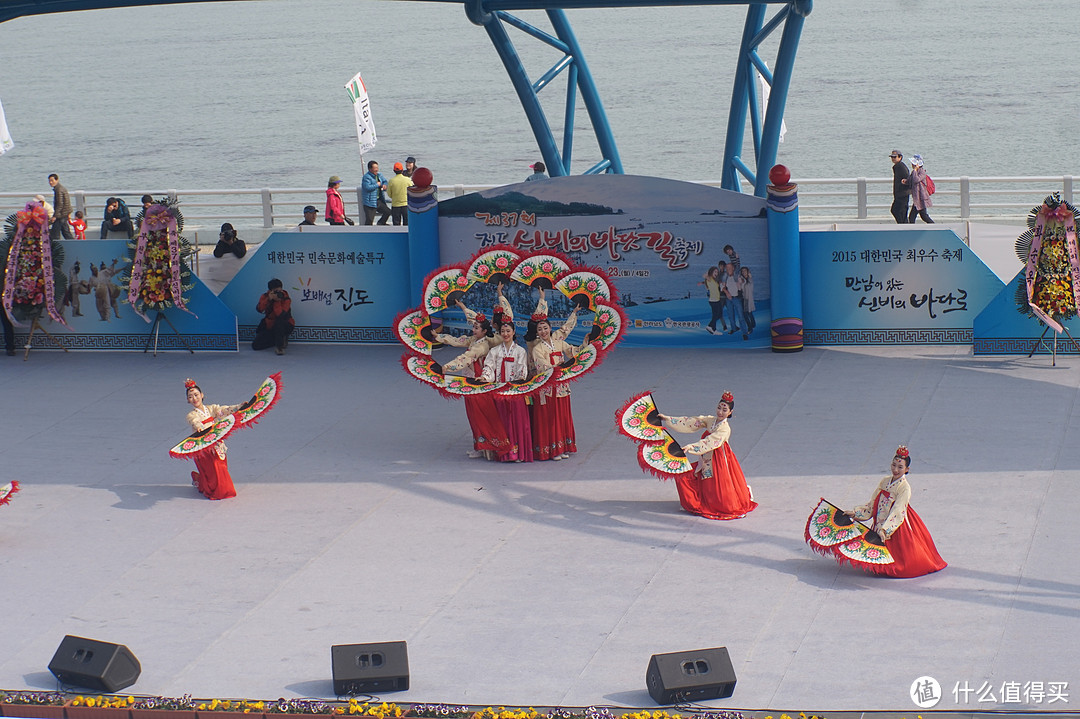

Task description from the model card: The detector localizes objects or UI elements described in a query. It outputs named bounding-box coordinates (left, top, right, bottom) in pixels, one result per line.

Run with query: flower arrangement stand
left=1026, top=325, right=1080, bottom=367
left=143, top=311, right=195, bottom=357
left=23, top=312, right=69, bottom=361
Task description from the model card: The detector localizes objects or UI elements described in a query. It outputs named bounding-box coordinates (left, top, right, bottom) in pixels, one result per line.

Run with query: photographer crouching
left=253, top=278, right=295, bottom=355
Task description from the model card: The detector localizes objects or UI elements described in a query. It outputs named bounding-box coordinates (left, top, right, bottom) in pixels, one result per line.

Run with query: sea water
left=0, top=0, right=1077, bottom=195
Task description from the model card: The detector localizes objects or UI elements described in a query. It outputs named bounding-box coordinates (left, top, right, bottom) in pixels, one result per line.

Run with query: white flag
left=0, top=97, right=14, bottom=155
left=759, top=63, right=787, bottom=143
left=345, top=72, right=377, bottom=155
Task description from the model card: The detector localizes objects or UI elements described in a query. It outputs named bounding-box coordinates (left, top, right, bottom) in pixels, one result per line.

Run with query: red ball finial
left=769, top=164, right=791, bottom=186
left=412, top=167, right=433, bottom=189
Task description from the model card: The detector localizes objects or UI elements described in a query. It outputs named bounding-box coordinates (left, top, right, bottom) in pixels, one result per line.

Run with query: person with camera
left=213, top=222, right=247, bottom=258
left=252, top=278, right=295, bottom=355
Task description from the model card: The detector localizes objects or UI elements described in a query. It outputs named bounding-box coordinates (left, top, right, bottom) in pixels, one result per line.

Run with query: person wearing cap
left=325, top=175, right=352, bottom=226
left=361, top=160, right=391, bottom=226
left=525, top=161, right=547, bottom=182
left=889, top=150, right=910, bottom=224
left=387, top=162, right=413, bottom=226
left=905, top=154, right=934, bottom=224
left=299, top=205, right=319, bottom=226
left=404, top=156, right=417, bottom=178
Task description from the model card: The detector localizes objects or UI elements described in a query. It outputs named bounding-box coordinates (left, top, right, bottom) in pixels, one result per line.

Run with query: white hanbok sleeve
left=682, top=420, right=730, bottom=456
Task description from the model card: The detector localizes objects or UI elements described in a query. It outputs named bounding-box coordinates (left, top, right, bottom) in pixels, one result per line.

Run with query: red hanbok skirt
left=531, top=394, right=576, bottom=460
left=674, top=442, right=756, bottom=520
left=871, top=503, right=947, bottom=578
left=493, top=395, right=533, bottom=463
left=464, top=394, right=512, bottom=458
left=192, top=451, right=237, bottom=500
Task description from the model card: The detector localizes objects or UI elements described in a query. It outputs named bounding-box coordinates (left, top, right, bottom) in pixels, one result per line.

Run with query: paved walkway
left=1, top=343, right=1077, bottom=715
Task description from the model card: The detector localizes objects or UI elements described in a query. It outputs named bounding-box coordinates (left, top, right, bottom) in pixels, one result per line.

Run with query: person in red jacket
left=252, top=278, right=295, bottom=355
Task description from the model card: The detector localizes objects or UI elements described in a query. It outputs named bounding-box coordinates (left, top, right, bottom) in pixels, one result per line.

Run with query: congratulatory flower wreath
left=396, top=246, right=626, bottom=399
left=1, top=202, right=69, bottom=328
left=122, top=197, right=196, bottom=322
left=1014, top=192, right=1080, bottom=332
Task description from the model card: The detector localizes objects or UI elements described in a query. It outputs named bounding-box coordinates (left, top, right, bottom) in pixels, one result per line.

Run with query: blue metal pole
left=547, top=9, right=623, bottom=174
left=753, top=4, right=808, bottom=196
left=721, top=3, right=765, bottom=192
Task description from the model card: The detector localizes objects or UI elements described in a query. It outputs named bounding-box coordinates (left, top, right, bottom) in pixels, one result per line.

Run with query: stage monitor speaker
left=646, top=646, right=736, bottom=705
left=331, top=641, right=409, bottom=695
left=48, top=635, right=141, bottom=692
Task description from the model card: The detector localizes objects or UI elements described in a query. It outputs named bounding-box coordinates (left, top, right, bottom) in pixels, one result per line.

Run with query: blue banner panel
left=217, top=230, right=411, bottom=344
left=15, top=239, right=237, bottom=351
left=436, top=174, right=771, bottom=348
left=801, top=229, right=1004, bottom=345
left=973, top=270, right=1080, bottom=354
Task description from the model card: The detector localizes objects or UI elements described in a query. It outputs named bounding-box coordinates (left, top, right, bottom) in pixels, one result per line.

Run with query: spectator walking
left=905, top=155, right=934, bottom=224
left=325, top=176, right=352, bottom=225
left=252, top=278, right=295, bottom=355
left=213, top=222, right=247, bottom=258
left=362, top=161, right=390, bottom=225
left=525, top=162, right=547, bottom=181
left=387, top=162, right=413, bottom=226
left=299, top=205, right=319, bottom=226
left=48, top=174, right=74, bottom=239
left=890, top=150, right=910, bottom=223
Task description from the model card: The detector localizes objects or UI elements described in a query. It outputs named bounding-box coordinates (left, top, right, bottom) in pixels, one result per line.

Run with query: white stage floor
left=1, top=344, right=1078, bottom=714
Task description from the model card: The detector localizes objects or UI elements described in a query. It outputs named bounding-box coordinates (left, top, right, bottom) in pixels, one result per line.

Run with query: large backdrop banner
left=801, top=229, right=1004, bottom=344
left=217, top=229, right=411, bottom=343
left=436, top=174, right=770, bottom=348
left=20, top=239, right=236, bottom=350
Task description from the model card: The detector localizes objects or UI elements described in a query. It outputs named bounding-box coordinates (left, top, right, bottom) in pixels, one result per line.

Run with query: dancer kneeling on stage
left=480, top=316, right=533, bottom=463
left=435, top=302, right=512, bottom=460
left=185, top=378, right=243, bottom=500
left=530, top=305, right=579, bottom=460
left=659, top=391, right=757, bottom=520
left=842, top=446, right=947, bottom=578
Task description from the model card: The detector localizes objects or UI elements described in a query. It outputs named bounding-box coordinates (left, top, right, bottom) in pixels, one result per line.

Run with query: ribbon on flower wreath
left=2, top=202, right=70, bottom=329
left=1025, top=201, right=1080, bottom=333
left=127, top=203, right=196, bottom=322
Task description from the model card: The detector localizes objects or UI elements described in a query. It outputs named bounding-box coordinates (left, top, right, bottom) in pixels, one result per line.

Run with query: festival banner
left=19, top=239, right=237, bottom=350
left=800, top=228, right=1004, bottom=344
left=344, top=71, right=377, bottom=155
left=435, top=174, right=771, bottom=348
left=217, top=229, right=410, bottom=343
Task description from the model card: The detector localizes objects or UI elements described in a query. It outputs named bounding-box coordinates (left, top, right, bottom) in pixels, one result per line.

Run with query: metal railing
left=3, top=175, right=1074, bottom=243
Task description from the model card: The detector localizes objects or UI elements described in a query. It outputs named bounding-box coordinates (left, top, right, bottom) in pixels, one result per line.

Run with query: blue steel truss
left=0, top=0, right=811, bottom=196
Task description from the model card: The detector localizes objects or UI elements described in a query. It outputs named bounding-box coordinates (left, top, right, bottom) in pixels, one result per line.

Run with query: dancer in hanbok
left=530, top=304, right=579, bottom=460
left=435, top=304, right=512, bottom=459
left=481, top=317, right=533, bottom=462
left=820, top=446, right=946, bottom=578
left=184, top=378, right=243, bottom=500
left=659, top=391, right=756, bottom=520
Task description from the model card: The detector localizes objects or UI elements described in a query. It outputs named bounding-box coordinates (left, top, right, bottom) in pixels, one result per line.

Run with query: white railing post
left=73, top=191, right=86, bottom=219
left=960, top=177, right=970, bottom=219
left=1064, top=176, right=1074, bottom=205
left=856, top=177, right=867, bottom=219
left=261, top=189, right=274, bottom=228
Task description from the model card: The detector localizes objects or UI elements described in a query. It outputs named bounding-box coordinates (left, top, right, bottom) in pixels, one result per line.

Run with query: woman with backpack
left=905, top=154, right=934, bottom=224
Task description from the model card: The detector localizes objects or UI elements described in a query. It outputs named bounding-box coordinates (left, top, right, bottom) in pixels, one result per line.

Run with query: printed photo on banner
left=437, top=174, right=771, bottom=348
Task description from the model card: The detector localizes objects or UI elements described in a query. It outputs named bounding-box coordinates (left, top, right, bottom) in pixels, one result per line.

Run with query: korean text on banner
left=0, top=97, right=14, bottom=155
left=345, top=72, right=376, bottom=155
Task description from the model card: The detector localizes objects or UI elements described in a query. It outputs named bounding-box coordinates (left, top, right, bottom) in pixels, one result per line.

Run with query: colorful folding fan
left=0, top=480, right=20, bottom=507
left=396, top=309, right=441, bottom=356
left=555, top=271, right=613, bottom=310
left=804, top=498, right=894, bottom=566
left=615, top=391, right=694, bottom=481
left=510, top=253, right=571, bottom=289
left=466, top=247, right=522, bottom=285
left=423, top=267, right=472, bottom=314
